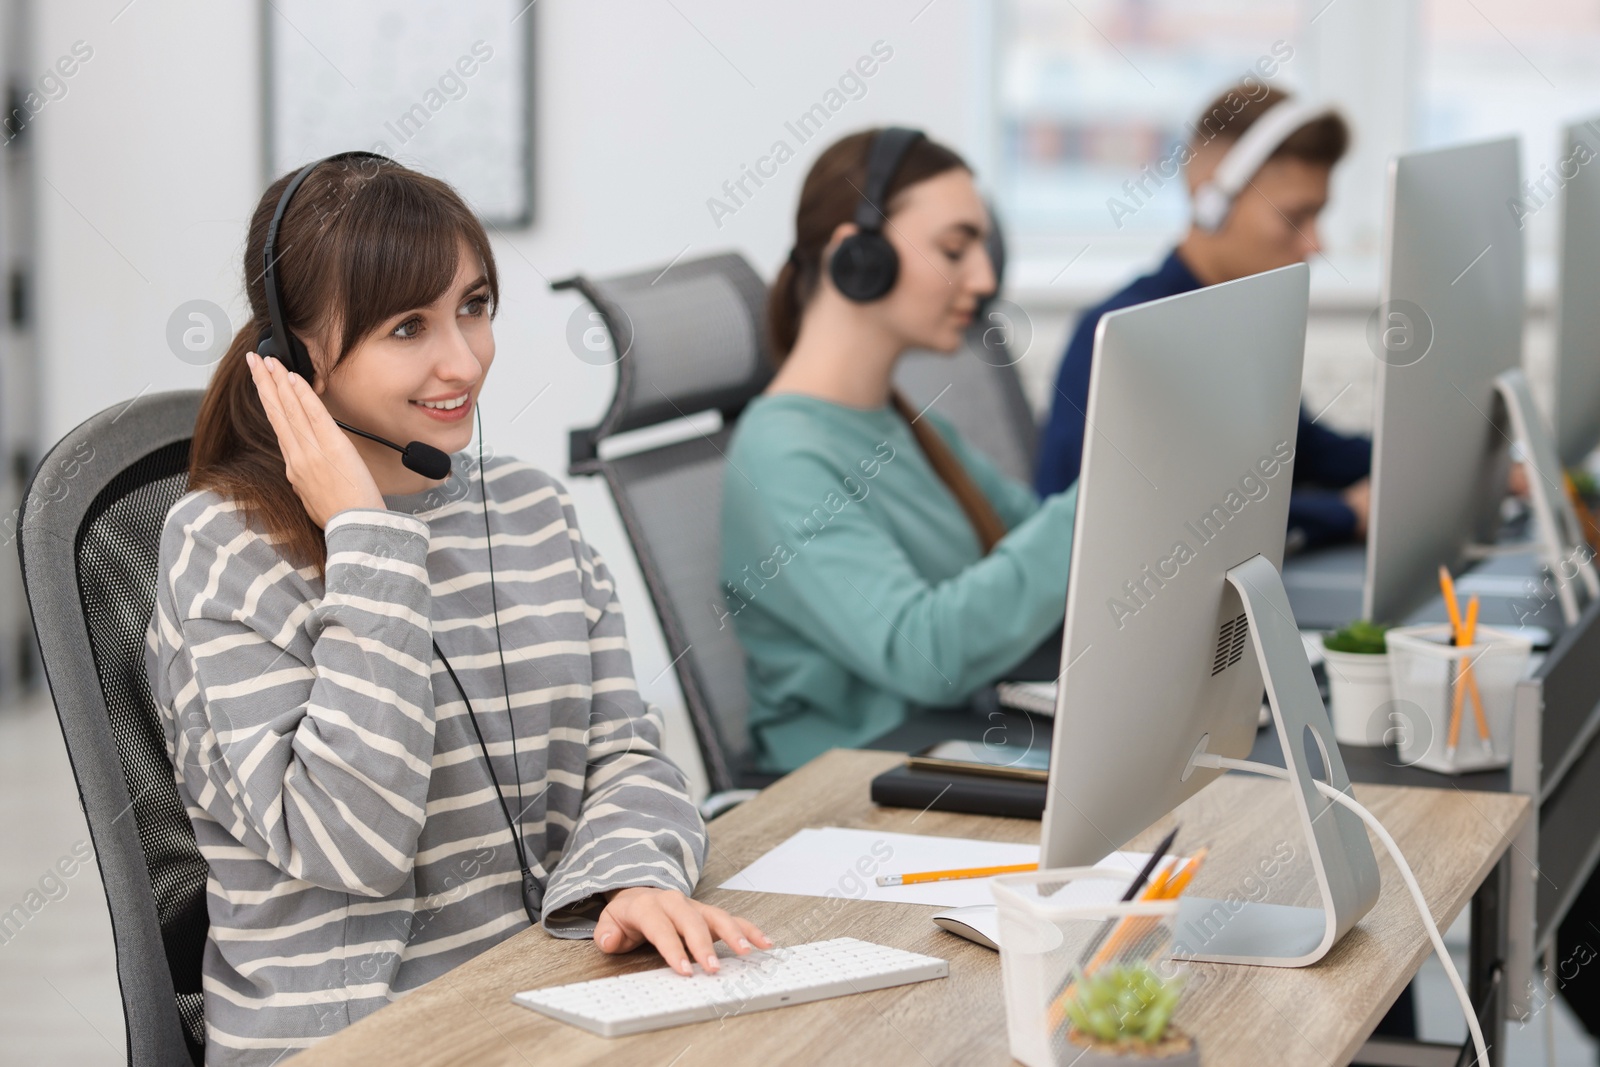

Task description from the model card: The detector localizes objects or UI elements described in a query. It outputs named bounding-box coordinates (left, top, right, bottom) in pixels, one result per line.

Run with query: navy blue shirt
left=1035, top=248, right=1371, bottom=550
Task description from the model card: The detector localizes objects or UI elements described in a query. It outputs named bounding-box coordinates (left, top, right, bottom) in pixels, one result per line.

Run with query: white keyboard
left=512, top=937, right=948, bottom=1037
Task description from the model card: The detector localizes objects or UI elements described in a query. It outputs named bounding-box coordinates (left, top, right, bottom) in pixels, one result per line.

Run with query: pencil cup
left=991, top=868, right=1197, bottom=1067
left=1384, top=624, right=1533, bottom=774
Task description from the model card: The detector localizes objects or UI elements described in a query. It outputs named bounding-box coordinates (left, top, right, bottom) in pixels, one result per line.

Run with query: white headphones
left=1192, top=98, right=1338, bottom=232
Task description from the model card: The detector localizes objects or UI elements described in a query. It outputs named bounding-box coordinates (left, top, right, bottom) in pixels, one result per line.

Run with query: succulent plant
left=1323, top=619, right=1391, bottom=655
left=1063, top=961, right=1184, bottom=1047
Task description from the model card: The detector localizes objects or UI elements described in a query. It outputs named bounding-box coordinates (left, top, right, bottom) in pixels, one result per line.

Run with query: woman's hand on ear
left=593, top=887, right=772, bottom=975
left=247, top=351, right=386, bottom=527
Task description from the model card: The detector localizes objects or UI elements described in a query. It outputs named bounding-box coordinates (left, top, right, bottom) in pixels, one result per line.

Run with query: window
left=1417, top=0, right=1600, bottom=257
left=995, top=0, right=1301, bottom=256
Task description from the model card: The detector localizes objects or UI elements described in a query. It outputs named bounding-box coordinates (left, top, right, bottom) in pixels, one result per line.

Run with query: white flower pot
left=1321, top=648, right=1393, bottom=747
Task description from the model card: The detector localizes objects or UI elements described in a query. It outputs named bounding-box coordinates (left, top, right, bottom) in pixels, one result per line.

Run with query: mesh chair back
left=565, top=252, right=773, bottom=466
left=18, top=390, right=207, bottom=1066
left=894, top=327, right=1039, bottom=486
left=561, top=253, right=773, bottom=792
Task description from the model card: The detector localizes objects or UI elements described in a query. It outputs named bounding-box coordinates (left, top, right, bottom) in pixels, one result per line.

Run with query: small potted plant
left=1061, top=961, right=1197, bottom=1064
left=1322, top=620, right=1393, bottom=747
left=1569, top=467, right=1598, bottom=505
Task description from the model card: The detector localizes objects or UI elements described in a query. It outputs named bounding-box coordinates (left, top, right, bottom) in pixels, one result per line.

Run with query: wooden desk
left=293, top=750, right=1529, bottom=1067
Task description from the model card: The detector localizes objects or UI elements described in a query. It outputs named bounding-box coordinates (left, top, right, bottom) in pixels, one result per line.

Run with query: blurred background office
left=1, top=0, right=1598, bottom=1062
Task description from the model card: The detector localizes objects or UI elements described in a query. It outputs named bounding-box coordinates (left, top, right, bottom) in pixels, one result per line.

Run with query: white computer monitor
left=1553, top=116, right=1600, bottom=469
left=1041, top=263, right=1380, bottom=967
left=1363, top=137, right=1525, bottom=625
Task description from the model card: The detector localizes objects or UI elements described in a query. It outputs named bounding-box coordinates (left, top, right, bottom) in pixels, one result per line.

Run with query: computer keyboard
left=511, top=937, right=948, bottom=1037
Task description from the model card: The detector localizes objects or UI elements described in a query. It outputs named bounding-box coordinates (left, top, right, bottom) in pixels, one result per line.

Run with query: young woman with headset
left=144, top=152, right=768, bottom=1063
left=720, top=128, right=1080, bottom=775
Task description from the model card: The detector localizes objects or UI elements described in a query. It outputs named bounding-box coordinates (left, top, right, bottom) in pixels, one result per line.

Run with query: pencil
left=1439, top=566, right=1466, bottom=639
left=1441, top=566, right=1467, bottom=754
left=874, top=862, right=1037, bottom=887
left=1068, top=831, right=1181, bottom=970
left=1119, top=827, right=1181, bottom=904
left=1049, top=863, right=1177, bottom=1029
left=1462, top=596, right=1492, bottom=748
left=1158, top=847, right=1208, bottom=900
left=1447, top=664, right=1467, bottom=754
left=1083, top=850, right=1206, bottom=973
left=1045, top=830, right=1181, bottom=1030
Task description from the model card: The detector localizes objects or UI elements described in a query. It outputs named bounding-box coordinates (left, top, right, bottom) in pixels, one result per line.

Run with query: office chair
left=559, top=252, right=777, bottom=806
left=892, top=206, right=1040, bottom=484
left=17, top=389, right=208, bottom=1067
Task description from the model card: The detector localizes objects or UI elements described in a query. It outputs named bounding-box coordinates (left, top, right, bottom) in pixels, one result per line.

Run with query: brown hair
left=1191, top=85, right=1349, bottom=166
left=189, top=155, right=499, bottom=576
left=767, top=128, right=1008, bottom=554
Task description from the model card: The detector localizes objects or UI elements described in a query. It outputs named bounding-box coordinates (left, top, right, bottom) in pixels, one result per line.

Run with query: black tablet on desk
left=870, top=761, right=1047, bottom=820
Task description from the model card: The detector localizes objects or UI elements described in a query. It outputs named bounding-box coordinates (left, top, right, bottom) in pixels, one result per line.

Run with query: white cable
left=1191, top=753, right=1490, bottom=1067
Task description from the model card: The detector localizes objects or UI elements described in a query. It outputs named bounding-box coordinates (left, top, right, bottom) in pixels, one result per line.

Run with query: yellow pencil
left=1084, top=851, right=1204, bottom=973
left=1049, top=851, right=1205, bottom=1032
left=875, top=862, right=1037, bottom=887
left=1439, top=565, right=1466, bottom=638
left=1462, top=596, right=1492, bottom=746
left=1440, top=566, right=1468, bottom=754
left=1158, top=847, right=1208, bottom=899
left=1448, top=666, right=1468, bottom=752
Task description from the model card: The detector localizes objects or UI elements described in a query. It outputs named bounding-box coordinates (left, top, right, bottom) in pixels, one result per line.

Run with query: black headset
left=828, top=127, right=926, bottom=303
left=261, top=151, right=542, bottom=925
left=258, top=151, right=452, bottom=481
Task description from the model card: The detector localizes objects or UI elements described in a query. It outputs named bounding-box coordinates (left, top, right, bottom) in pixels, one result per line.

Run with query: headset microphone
left=333, top=420, right=453, bottom=480
left=258, top=150, right=453, bottom=483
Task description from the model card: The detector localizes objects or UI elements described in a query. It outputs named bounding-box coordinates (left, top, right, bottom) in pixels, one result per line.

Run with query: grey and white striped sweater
left=143, top=451, right=707, bottom=1065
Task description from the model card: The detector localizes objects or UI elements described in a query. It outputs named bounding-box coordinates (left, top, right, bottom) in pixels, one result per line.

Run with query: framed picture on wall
left=263, top=0, right=536, bottom=226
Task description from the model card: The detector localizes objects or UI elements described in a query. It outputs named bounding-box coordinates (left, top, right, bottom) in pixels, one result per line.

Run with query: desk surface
left=292, top=751, right=1529, bottom=1067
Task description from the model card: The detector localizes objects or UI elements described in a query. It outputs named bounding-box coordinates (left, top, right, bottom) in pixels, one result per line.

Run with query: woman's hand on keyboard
left=595, top=888, right=772, bottom=976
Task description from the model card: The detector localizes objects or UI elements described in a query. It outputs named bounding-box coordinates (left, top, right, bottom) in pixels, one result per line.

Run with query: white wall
left=33, top=0, right=993, bottom=795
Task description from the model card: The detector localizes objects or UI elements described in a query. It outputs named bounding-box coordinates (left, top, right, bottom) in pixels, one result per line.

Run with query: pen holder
left=992, top=868, right=1197, bottom=1067
left=1384, top=624, right=1533, bottom=774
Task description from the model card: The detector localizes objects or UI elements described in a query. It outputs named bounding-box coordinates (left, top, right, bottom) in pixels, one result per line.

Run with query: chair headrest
left=556, top=251, right=774, bottom=465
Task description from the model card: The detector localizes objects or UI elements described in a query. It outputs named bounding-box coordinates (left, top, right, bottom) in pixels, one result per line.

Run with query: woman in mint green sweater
left=721, top=128, right=1079, bottom=774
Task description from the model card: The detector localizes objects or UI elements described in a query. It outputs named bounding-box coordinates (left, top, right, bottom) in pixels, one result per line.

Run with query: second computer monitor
left=1041, top=263, right=1308, bottom=869
left=1363, top=137, right=1524, bottom=624
left=1553, top=116, right=1600, bottom=468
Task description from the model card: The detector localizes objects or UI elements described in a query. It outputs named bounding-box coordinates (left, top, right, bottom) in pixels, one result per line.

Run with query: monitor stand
left=1485, top=369, right=1598, bottom=626
left=1172, top=554, right=1382, bottom=967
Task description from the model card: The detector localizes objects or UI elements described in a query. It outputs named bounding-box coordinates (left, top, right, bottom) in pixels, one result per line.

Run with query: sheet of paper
left=718, top=826, right=1155, bottom=909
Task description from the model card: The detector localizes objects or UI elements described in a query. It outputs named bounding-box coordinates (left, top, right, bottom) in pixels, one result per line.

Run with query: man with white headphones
left=1036, top=85, right=1372, bottom=553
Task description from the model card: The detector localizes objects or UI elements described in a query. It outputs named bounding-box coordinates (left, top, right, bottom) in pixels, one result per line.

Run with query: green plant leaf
left=1323, top=619, right=1391, bottom=654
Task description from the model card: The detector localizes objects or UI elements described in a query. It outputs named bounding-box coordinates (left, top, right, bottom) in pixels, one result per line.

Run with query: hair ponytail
left=766, top=252, right=807, bottom=360
left=888, top=392, right=1008, bottom=555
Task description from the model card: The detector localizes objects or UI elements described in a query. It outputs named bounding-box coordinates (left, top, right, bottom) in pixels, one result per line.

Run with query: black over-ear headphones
left=829, top=127, right=926, bottom=303
left=258, top=150, right=452, bottom=480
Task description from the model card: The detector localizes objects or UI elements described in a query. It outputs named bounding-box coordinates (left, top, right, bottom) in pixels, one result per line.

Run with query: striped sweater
left=143, top=451, right=707, bottom=1065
